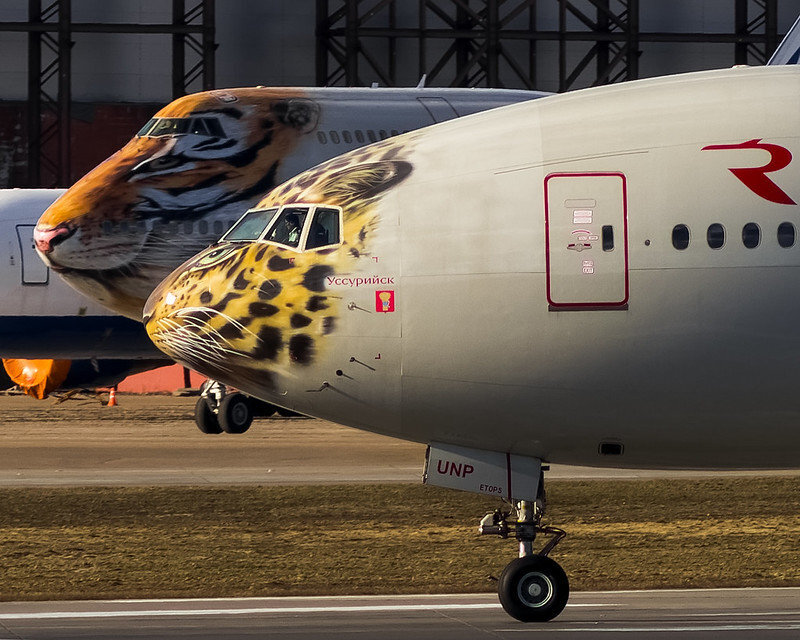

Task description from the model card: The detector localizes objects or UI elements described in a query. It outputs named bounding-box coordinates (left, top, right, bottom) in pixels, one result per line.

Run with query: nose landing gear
left=479, top=472, right=568, bottom=622
left=194, top=380, right=278, bottom=434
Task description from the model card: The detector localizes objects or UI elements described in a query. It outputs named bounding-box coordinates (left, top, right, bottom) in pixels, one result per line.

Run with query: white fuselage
left=150, top=66, right=800, bottom=470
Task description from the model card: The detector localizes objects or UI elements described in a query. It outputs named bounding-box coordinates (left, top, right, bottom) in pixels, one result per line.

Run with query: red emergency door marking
left=375, top=290, right=395, bottom=313
left=701, top=139, right=796, bottom=205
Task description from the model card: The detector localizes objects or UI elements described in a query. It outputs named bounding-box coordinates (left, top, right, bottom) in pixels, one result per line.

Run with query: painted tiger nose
left=33, top=223, right=75, bottom=254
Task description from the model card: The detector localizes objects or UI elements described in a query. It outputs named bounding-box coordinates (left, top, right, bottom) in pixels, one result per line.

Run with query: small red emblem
left=702, top=139, right=796, bottom=205
left=375, top=290, right=395, bottom=313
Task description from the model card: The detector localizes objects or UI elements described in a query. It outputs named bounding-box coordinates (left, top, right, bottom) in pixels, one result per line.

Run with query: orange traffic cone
left=107, top=386, right=118, bottom=407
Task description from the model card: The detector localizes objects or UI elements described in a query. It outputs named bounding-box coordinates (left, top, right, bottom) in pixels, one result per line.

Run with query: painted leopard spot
left=289, top=334, right=314, bottom=364
left=257, top=279, right=282, bottom=300
left=251, top=325, right=283, bottom=360
left=306, top=296, right=328, bottom=312
left=290, top=313, right=312, bottom=329
left=219, top=323, right=244, bottom=341
left=249, top=302, right=279, bottom=317
left=268, top=255, right=294, bottom=271
left=233, top=270, right=250, bottom=290
left=301, top=265, right=333, bottom=292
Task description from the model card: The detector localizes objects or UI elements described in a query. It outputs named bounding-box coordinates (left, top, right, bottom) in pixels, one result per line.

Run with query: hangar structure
left=317, top=0, right=781, bottom=90
left=0, top=0, right=794, bottom=190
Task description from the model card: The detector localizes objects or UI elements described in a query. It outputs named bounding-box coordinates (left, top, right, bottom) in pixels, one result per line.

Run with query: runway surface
left=1, top=588, right=799, bottom=639
left=2, top=394, right=799, bottom=486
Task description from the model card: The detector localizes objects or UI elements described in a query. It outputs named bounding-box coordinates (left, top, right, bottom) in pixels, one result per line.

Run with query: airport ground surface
left=2, top=589, right=800, bottom=639
left=1, top=394, right=799, bottom=637
left=2, top=393, right=799, bottom=486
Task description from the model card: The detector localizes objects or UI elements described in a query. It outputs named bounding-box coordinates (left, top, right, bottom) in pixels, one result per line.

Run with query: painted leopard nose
left=33, top=223, right=74, bottom=254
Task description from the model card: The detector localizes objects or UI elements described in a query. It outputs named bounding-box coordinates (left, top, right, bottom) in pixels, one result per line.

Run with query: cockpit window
left=264, top=207, right=309, bottom=248
left=136, top=116, right=226, bottom=139
left=306, top=207, right=341, bottom=249
left=224, top=204, right=344, bottom=252
left=223, top=208, right=279, bottom=242
left=189, top=118, right=209, bottom=135
left=148, top=118, right=191, bottom=136
left=203, top=117, right=225, bottom=137
left=137, top=119, right=157, bottom=137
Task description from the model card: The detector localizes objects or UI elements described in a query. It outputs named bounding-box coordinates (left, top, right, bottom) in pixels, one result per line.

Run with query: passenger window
left=342, top=130, right=352, bottom=143
left=379, top=129, right=388, bottom=140
left=264, top=207, right=309, bottom=249
left=778, top=222, right=795, bottom=248
left=317, top=132, right=327, bottom=144
left=213, top=220, right=224, bottom=235
left=672, top=224, right=690, bottom=250
left=742, top=223, right=760, bottom=249
left=367, top=130, right=376, bottom=142
left=391, top=129, right=399, bottom=136
left=224, top=208, right=279, bottom=242
left=227, top=220, right=236, bottom=229
left=203, top=118, right=225, bottom=137
left=330, top=131, right=340, bottom=144
left=355, top=130, right=364, bottom=143
left=707, top=223, right=725, bottom=249
left=183, top=221, right=193, bottom=234
left=306, top=207, right=341, bottom=250
left=198, top=220, right=208, bottom=235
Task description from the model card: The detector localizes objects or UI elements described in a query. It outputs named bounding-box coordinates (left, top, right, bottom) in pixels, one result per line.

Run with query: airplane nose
left=33, top=223, right=74, bottom=255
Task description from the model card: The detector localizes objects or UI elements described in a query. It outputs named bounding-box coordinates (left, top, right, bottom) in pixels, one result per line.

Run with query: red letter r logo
left=702, top=139, right=796, bottom=205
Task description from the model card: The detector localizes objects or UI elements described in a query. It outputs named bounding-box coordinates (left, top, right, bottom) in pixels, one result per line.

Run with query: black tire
left=498, top=555, right=569, bottom=623
left=218, top=393, right=253, bottom=434
left=194, top=397, right=222, bottom=434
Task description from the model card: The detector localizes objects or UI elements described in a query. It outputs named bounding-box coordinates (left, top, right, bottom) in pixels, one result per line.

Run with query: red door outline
left=544, top=172, right=629, bottom=309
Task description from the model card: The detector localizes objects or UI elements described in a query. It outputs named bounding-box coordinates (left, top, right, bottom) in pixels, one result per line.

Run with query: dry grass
left=1, top=478, right=799, bottom=601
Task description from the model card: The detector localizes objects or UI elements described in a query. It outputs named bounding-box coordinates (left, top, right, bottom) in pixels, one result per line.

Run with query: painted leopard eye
left=190, top=246, right=236, bottom=270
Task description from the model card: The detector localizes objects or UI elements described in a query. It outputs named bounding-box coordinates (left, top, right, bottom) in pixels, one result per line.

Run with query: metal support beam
left=315, top=0, right=785, bottom=91
left=8, top=1, right=217, bottom=187
left=736, top=0, right=779, bottom=65
left=172, top=0, right=216, bottom=99
left=27, top=0, right=71, bottom=188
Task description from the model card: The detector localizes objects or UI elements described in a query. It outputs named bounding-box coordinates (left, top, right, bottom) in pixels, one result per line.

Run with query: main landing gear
left=479, top=471, right=568, bottom=622
left=194, top=380, right=281, bottom=434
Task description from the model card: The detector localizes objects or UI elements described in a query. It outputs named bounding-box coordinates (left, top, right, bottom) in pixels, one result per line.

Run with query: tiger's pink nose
left=33, top=224, right=74, bottom=254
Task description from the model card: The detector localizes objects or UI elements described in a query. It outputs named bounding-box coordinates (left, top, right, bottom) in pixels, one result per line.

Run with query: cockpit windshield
left=221, top=204, right=343, bottom=253
left=137, top=117, right=226, bottom=138
left=264, top=207, right=309, bottom=249
left=223, top=208, right=279, bottom=241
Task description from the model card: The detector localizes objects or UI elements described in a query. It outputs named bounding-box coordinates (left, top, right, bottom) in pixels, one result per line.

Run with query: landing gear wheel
left=194, top=397, right=222, bottom=434
left=498, top=555, right=569, bottom=623
left=218, top=393, right=253, bottom=434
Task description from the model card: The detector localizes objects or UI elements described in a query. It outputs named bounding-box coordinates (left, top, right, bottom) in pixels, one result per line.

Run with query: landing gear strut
left=195, top=380, right=277, bottom=434
left=479, top=470, right=568, bottom=622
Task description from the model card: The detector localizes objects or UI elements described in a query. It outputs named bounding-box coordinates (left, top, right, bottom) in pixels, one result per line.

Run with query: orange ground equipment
left=2, top=358, right=71, bottom=399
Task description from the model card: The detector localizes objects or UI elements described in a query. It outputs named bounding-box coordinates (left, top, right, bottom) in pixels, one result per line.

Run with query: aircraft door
left=544, top=173, right=628, bottom=309
left=16, top=224, right=49, bottom=285
left=417, top=97, right=459, bottom=123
